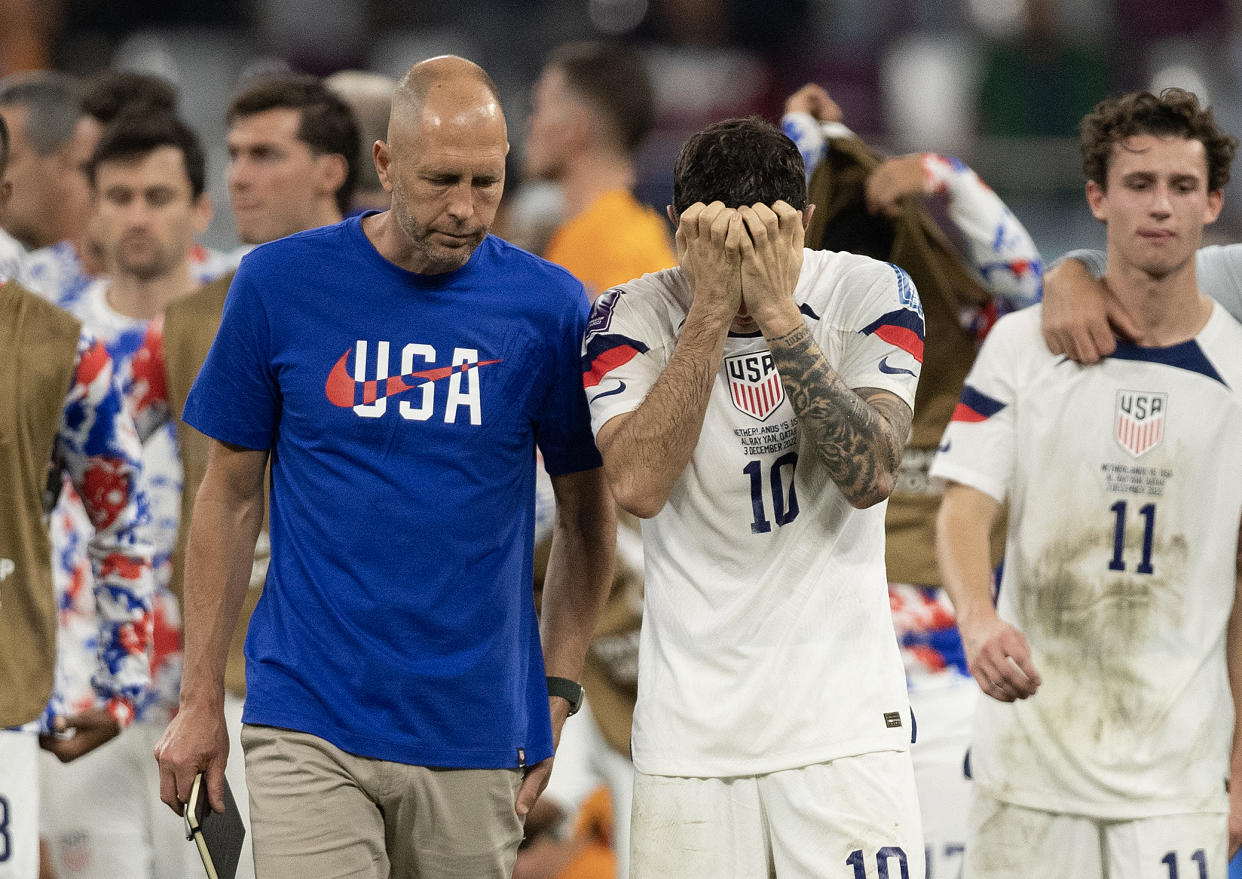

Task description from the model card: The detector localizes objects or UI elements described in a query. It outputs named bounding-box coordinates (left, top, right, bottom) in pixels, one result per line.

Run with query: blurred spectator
left=325, top=68, right=394, bottom=213
left=523, top=41, right=673, bottom=298
left=0, top=110, right=28, bottom=281
left=976, top=0, right=1110, bottom=138
left=10, top=70, right=230, bottom=317
left=0, top=71, right=90, bottom=253
left=881, top=32, right=979, bottom=155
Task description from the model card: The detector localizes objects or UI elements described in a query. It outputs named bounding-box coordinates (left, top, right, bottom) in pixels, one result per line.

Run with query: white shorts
left=966, top=790, right=1227, bottom=879
left=909, top=675, right=976, bottom=878
left=0, top=730, right=38, bottom=879
left=630, top=750, right=924, bottom=879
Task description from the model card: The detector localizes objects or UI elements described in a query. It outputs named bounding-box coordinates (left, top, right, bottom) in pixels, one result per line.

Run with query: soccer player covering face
left=582, top=116, right=926, bottom=877
left=155, top=56, right=614, bottom=879
left=933, top=88, right=1242, bottom=879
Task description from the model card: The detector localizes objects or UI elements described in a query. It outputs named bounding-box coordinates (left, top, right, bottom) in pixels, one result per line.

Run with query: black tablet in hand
left=185, top=772, right=246, bottom=879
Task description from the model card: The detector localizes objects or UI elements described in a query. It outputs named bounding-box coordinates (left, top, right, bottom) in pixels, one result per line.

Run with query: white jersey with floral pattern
left=48, top=280, right=182, bottom=725
left=26, top=333, right=155, bottom=734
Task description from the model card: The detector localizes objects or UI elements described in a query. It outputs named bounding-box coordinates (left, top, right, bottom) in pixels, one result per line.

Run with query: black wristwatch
left=545, top=676, right=584, bottom=716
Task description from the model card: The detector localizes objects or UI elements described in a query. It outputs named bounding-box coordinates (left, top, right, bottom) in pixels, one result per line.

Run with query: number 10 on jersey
left=745, top=452, right=799, bottom=534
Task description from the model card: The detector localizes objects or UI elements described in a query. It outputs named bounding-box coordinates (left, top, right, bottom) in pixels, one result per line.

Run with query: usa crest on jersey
left=1115, top=390, right=1167, bottom=457
left=725, top=351, right=784, bottom=421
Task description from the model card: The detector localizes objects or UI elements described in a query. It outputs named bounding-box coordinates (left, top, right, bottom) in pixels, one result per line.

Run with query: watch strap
left=545, top=676, right=584, bottom=715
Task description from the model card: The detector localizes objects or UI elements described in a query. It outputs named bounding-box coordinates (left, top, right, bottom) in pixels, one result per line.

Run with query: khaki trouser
left=241, top=725, right=524, bottom=878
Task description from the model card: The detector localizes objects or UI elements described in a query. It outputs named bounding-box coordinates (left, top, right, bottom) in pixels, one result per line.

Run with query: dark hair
left=79, top=71, right=178, bottom=125
left=226, top=73, right=360, bottom=215
left=672, top=116, right=807, bottom=216
left=1081, top=88, right=1237, bottom=192
left=0, top=71, right=79, bottom=156
left=87, top=112, right=207, bottom=198
left=0, top=113, right=9, bottom=176
left=547, top=41, right=655, bottom=154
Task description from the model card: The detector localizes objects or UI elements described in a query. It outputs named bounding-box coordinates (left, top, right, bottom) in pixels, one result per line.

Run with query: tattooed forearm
left=767, top=323, right=913, bottom=508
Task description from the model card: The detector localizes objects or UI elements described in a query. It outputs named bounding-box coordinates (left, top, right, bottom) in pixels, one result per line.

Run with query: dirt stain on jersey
left=1018, top=523, right=1187, bottom=747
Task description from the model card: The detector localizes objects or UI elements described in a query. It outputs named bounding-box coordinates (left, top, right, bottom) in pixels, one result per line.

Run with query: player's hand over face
left=959, top=612, right=1041, bottom=702
left=738, top=201, right=805, bottom=335
left=153, top=703, right=230, bottom=816
left=865, top=154, right=929, bottom=219
left=675, top=201, right=744, bottom=321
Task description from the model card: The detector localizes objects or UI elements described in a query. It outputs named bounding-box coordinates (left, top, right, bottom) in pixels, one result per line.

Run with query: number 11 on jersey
left=1108, top=500, right=1156, bottom=575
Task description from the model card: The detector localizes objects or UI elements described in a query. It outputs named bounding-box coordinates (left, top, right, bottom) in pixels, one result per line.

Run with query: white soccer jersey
left=930, top=303, right=1242, bottom=820
left=50, top=280, right=184, bottom=724
left=583, top=248, right=924, bottom=777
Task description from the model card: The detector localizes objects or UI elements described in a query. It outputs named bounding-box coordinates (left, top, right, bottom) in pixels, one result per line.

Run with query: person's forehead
left=228, top=106, right=307, bottom=147
left=1110, top=134, right=1208, bottom=176
left=399, top=108, right=507, bottom=163
left=95, top=145, right=192, bottom=189
left=407, top=141, right=508, bottom=175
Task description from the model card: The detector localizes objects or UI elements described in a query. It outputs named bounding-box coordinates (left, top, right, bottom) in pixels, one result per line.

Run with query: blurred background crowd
left=2, top=0, right=1239, bottom=257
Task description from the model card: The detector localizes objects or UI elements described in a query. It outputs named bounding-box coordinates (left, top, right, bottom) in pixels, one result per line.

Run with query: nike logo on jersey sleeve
left=589, top=381, right=627, bottom=403
left=878, top=355, right=917, bottom=377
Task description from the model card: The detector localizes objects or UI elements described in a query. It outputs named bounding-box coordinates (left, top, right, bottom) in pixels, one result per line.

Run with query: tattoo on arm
left=767, top=322, right=912, bottom=505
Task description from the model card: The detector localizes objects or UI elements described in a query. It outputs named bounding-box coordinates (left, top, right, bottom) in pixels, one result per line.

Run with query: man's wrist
left=545, top=676, right=584, bottom=716
left=955, top=601, right=997, bottom=632
left=756, top=300, right=805, bottom=340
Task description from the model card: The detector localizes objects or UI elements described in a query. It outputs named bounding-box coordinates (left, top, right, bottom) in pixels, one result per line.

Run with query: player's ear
left=315, top=152, right=349, bottom=200
left=192, top=192, right=214, bottom=236
left=666, top=204, right=677, bottom=227
left=375, top=140, right=394, bottom=192
left=1205, top=188, right=1223, bottom=224
left=1086, top=180, right=1107, bottom=222
left=803, top=203, right=815, bottom=229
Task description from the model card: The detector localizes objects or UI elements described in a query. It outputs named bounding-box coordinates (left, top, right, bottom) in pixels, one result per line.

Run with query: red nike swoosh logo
left=324, top=348, right=502, bottom=408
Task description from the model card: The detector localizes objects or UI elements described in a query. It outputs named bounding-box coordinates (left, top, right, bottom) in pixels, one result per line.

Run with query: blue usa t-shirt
left=183, top=215, right=601, bottom=768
